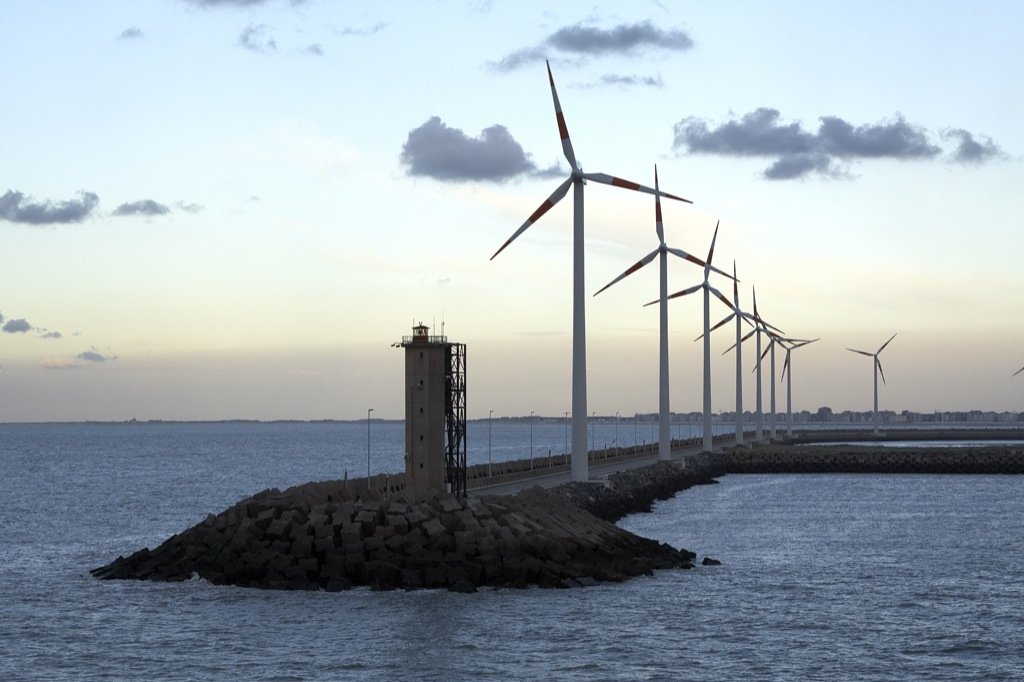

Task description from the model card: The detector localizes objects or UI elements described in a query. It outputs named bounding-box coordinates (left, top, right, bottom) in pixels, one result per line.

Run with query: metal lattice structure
left=444, top=343, right=467, bottom=497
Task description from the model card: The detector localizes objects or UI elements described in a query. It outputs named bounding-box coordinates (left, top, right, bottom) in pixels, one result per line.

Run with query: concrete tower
left=397, top=324, right=466, bottom=496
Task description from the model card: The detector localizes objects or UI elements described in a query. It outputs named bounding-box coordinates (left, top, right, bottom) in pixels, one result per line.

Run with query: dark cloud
left=118, top=27, right=143, bottom=39
left=77, top=351, right=110, bottom=363
left=0, top=189, right=99, bottom=224
left=674, top=108, right=1002, bottom=180
left=818, top=115, right=939, bottom=159
left=304, top=44, right=323, bottom=56
left=944, top=128, right=1004, bottom=164
left=41, top=330, right=63, bottom=339
left=3, top=318, right=32, bottom=334
left=579, top=73, right=664, bottom=88
left=493, top=21, right=693, bottom=70
left=764, top=154, right=838, bottom=181
left=113, top=199, right=171, bottom=216
left=239, top=24, right=276, bottom=53
left=401, top=116, right=560, bottom=182
left=549, top=22, right=693, bottom=55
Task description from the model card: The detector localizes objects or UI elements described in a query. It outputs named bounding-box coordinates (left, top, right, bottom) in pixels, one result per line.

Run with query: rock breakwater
left=712, top=444, right=1024, bottom=474
left=92, top=481, right=695, bottom=592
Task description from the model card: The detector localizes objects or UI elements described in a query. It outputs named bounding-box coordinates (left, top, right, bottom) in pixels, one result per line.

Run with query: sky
left=2, top=0, right=1023, bottom=422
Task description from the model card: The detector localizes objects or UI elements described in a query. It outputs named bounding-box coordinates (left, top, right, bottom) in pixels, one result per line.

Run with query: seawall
left=91, top=437, right=1024, bottom=593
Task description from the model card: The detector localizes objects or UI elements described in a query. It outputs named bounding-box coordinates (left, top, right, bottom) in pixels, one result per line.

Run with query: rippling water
left=2, top=423, right=1022, bottom=680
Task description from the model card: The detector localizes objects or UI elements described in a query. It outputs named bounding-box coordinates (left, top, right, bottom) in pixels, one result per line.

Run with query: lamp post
left=615, top=411, right=619, bottom=448
left=488, top=409, right=493, bottom=478
left=564, top=411, right=569, bottom=456
left=366, top=408, right=373, bottom=481
left=530, top=410, right=534, bottom=469
left=590, top=412, right=595, bottom=452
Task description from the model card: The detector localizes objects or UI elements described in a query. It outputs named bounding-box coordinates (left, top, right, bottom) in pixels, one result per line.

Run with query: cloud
left=304, top=44, right=323, bottom=56
left=39, top=358, right=80, bottom=370
left=336, top=22, right=386, bottom=37
left=673, top=108, right=1002, bottom=180
left=77, top=350, right=110, bottom=363
left=118, top=27, right=143, bottom=39
left=3, top=318, right=32, bottom=334
left=0, top=189, right=99, bottom=224
left=176, top=201, right=204, bottom=213
left=582, top=73, right=664, bottom=88
left=113, top=199, right=171, bottom=216
left=944, top=128, right=1005, bottom=164
left=493, top=21, right=693, bottom=70
left=239, top=24, right=276, bottom=53
left=40, top=330, right=63, bottom=339
left=400, top=116, right=560, bottom=182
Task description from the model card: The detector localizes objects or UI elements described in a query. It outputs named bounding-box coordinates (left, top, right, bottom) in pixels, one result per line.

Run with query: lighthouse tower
left=396, top=324, right=466, bottom=496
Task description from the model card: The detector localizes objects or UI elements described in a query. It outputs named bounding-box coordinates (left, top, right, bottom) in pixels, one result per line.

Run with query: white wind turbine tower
left=846, top=333, right=897, bottom=436
left=780, top=337, right=819, bottom=437
left=594, top=166, right=717, bottom=461
left=490, top=61, right=691, bottom=482
left=657, top=222, right=736, bottom=452
left=758, top=330, right=785, bottom=439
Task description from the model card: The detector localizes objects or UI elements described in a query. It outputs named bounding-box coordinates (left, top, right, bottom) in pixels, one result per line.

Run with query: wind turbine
left=655, top=222, right=736, bottom=452
left=490, top=61, right=691, bottom=482
left=705, top=262, right=757, bottom=446
left=594, top=166, right=715, bottom=461
left=780, top=337, right=819, bottom=437
left=748, top=288, right=783, bottom=442
left=758, top=329, right=785, bottom=439
left=1014, top=366, right=1024, bottom=378
left=846, top=333, right=897, bottom=436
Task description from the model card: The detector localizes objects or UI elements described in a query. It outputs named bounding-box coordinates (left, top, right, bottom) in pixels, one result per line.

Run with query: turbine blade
left=654, top=165, right=664, bottom=244
left=708, top=286, right=736, bottom=311
left=877, top=357, right=887, bottom=385
left=721, top=341, right=738, bottom=355
left=593, top=247, right=660, bottom=296
left=877, top=332, right=898, bottom=354
left=732, top=260, right=740, bottom=300
left=760, top=343, right=771, bottom=361
left=582, top=173, right=692, bottom=203
left=546, top=61, right=576, bottom=169
left=666, top=283, right=704, bottom=301
left=490, top=177, right=572, bottom=260
left=846, top=348, right=874, bottom=358
left=741, top=328, right=757, bottom=343
left=707, top=313, right=735, bottom=335
left=665, top=246, right=706, bottom=268
left=705, top=220, right=720, bottom=271
left=1014, top=365, right=1024, bottom=378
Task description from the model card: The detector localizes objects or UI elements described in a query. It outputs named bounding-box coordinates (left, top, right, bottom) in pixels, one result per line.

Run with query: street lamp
left=564, top=411, right=569, bottom=456
left=530, top=410, right=534, bottom=469
left=488, top=409, right=493, bottom=478
left=366, top=408, right=374, bottom=481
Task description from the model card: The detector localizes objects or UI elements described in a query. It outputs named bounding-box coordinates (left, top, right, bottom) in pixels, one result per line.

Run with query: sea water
left=1, top=422, right=1021, bottom=680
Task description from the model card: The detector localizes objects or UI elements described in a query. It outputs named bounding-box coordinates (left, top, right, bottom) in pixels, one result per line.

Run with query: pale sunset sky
left=2, top=0, right=1022, bottom=421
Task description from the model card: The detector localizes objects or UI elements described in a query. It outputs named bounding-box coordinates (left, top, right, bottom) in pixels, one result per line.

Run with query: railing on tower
left=445, top=343, right=467, bottom=497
